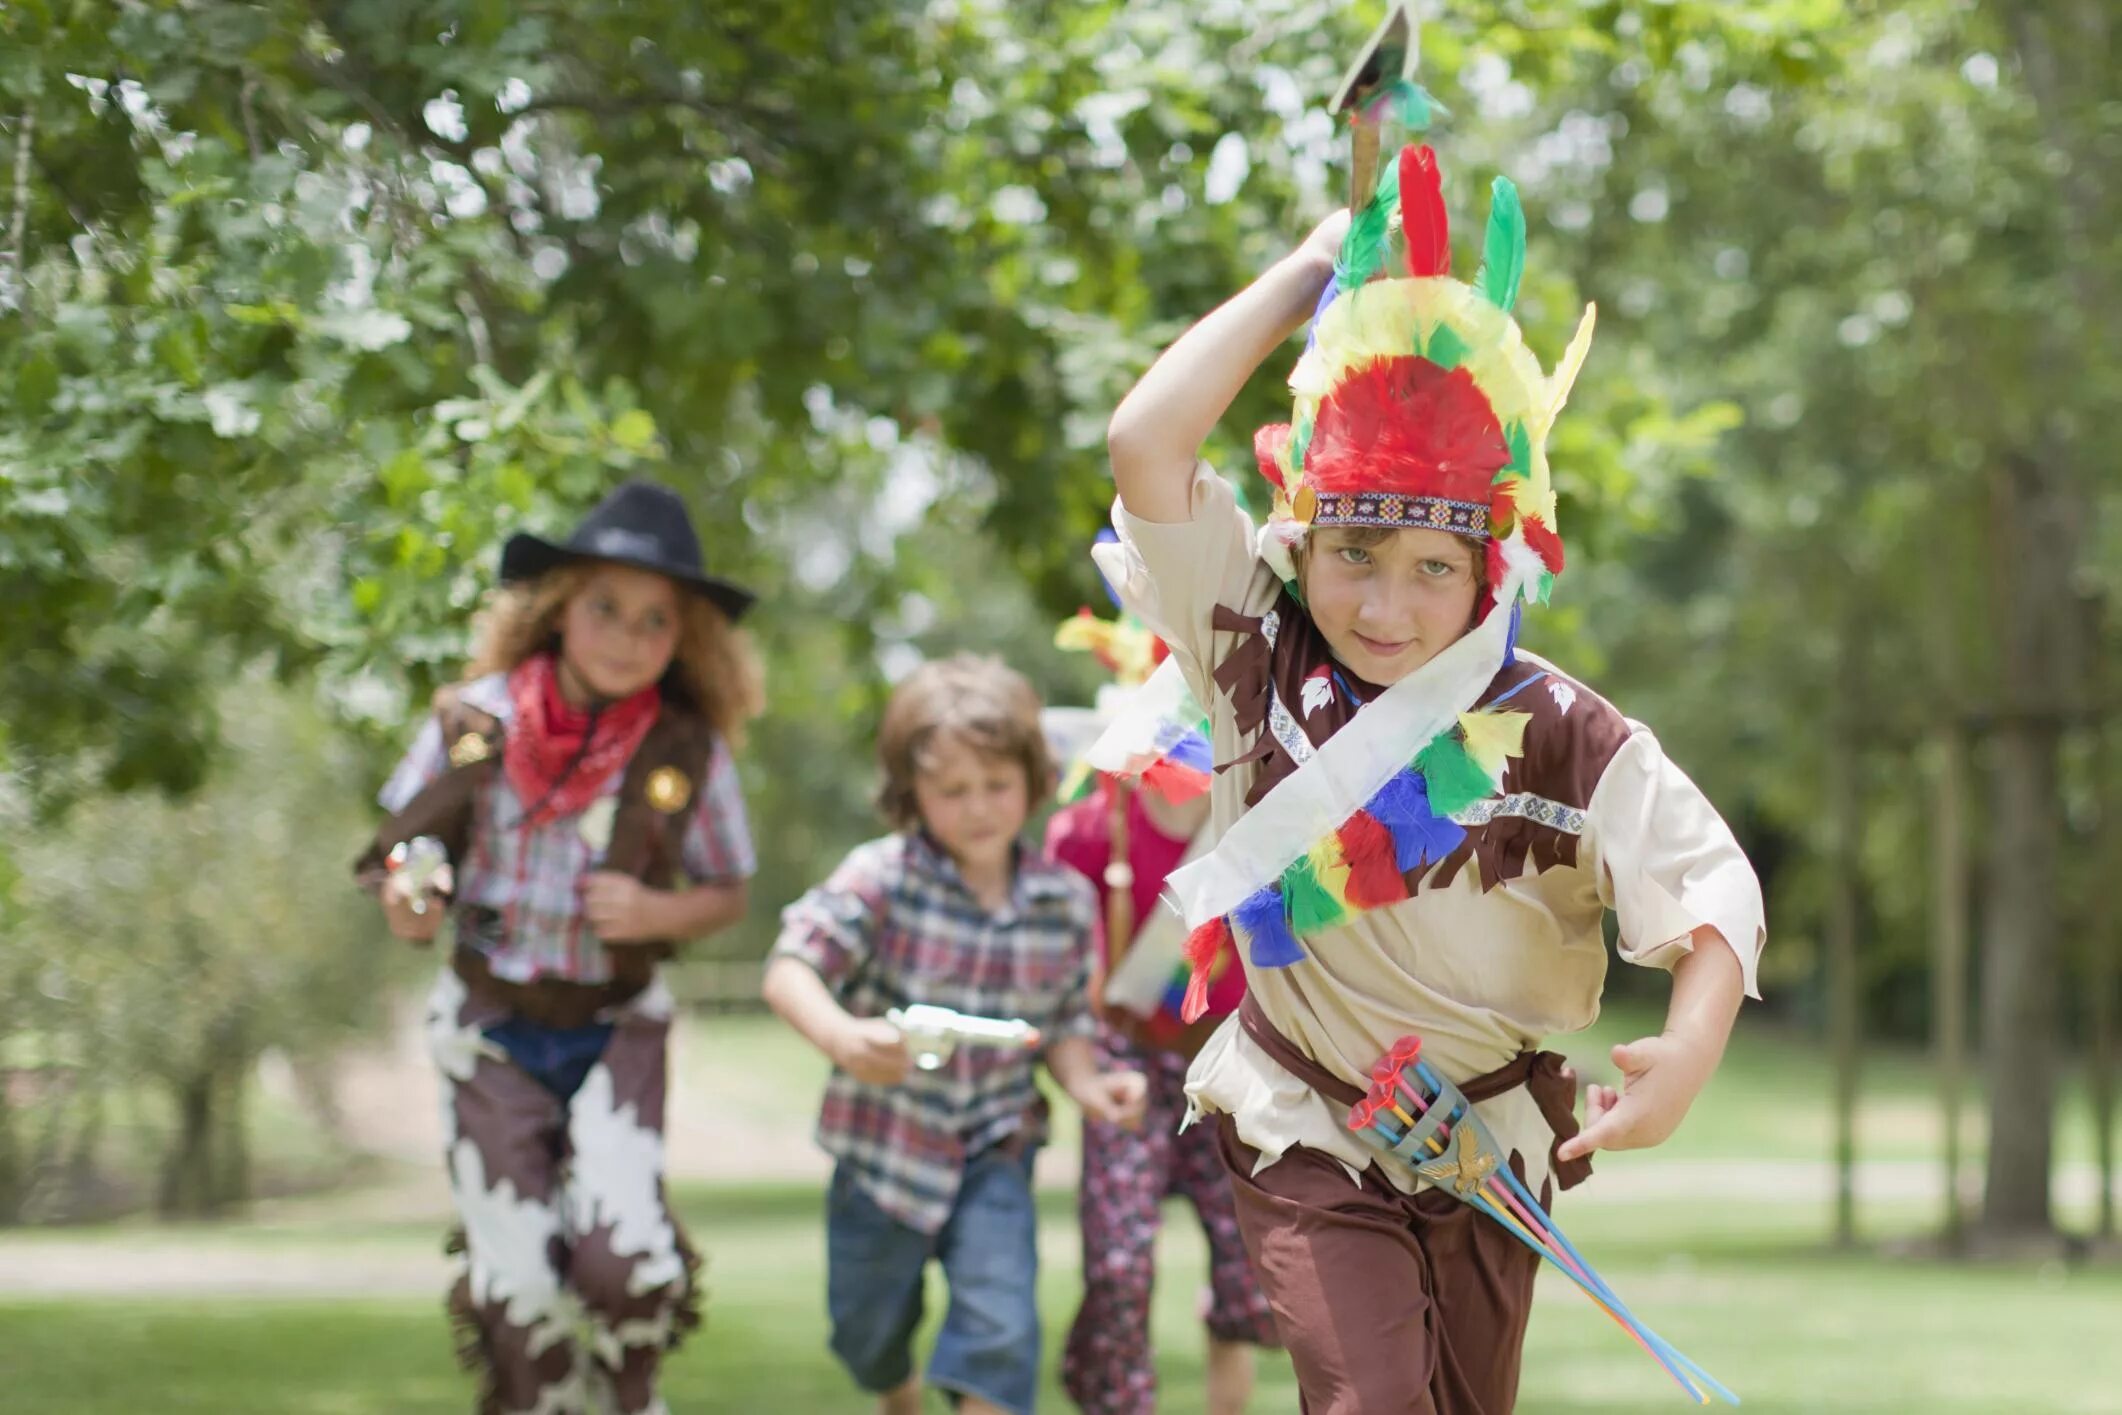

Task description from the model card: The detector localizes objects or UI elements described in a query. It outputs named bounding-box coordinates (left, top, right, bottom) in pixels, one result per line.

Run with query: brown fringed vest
left=355, top=682, right=719, bottom=1027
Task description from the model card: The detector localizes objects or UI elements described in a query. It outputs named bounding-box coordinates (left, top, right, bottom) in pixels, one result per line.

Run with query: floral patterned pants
left=1061, top=1038, right=1280, bottom=1414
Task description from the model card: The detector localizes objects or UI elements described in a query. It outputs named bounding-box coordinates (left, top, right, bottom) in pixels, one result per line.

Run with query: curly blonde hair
left=464, top=562, right=765, bottom=745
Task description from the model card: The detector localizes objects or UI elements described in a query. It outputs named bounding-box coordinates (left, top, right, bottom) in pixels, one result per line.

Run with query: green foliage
left=1, top=0, right=2115, bottom=1227
left=1, top=680, right=393, bottom=1217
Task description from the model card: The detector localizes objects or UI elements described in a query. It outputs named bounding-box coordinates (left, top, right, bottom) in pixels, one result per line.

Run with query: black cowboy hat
left=499, top=480, right=757, bottom=621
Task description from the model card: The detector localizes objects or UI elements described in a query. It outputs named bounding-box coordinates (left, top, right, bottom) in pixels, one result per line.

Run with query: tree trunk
left=2093, top=707, right=2119, bottom=1240
left=64, top=1083, right=104, bottom=1211
left=1931, top=726, right=1970, bottom=1248
left=1826, top=653, right=1861, bottom=1250
left=211, top=1063, right=249, bottom=1208
left=1978, top=2, right=2108, bottom=1244
left=158, top=1073, right=216, bottom=1219
left=0, top=1090, right=19, bottom=1226
left=1977, top=451, right=2077, bottom=1240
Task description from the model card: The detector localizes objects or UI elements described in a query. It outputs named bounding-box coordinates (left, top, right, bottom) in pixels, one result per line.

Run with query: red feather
left=1338, top=810, right=1410, bottom=910
left=1253, top=423, right=1292, bottom=492
left=1180, top=917, right=1233, bottom=1023
left=1484, top=537, right=1509, bottom=590
left=1399, top=145, right=1451, bottom=278
left=1303, top=357, right=1510, bottom=502
left=1142, top=759, right=1211, bottom=803
left=1521, top=512, right=1567, bottom=574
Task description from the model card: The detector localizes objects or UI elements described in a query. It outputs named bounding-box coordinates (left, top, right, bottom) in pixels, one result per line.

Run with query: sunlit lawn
left=4, top=1003, right=2116, bottom=1411
left=5, top=1179, right=2121, bottom=1413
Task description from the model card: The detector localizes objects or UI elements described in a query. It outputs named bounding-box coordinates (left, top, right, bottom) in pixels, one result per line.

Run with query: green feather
left=1423, top=324, right=1470, bottom=369
left=1364, top=79, right=1450, bottom=134
left=1475, top=177, right=1526, bottom=313
left=1505, top=422, right=1530, bottom=471
left=1335, top=152, right=1404, bottom=292
left=1288, top=411, right=1315, bottom=481
left=1281, top=852, right=1348, bottom=938
left=1537, top=570, right=1556, bottom=605
left=1415, top=732, right=1495, bottom=816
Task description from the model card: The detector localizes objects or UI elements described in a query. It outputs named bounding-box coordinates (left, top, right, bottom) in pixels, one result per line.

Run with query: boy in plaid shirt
left=764, top=654, right=1149, bottom=1415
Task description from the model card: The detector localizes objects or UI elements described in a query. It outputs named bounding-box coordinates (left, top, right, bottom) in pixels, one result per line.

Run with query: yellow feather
left=1457, top=709, right=1532, bottom=784
left=1526, top=449, right=1557, bottom=522
left=1307, top=834, right=1354, bottom=909
left=1290, top=346, right=1335, bottom=400
left=1054, top=616, right=1110, bottom=654
left=1537, top=303, right=1598, bottom=438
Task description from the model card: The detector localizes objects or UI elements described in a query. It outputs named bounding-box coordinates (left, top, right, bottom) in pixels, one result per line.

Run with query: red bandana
left=503, top=652, right=661, bottom=826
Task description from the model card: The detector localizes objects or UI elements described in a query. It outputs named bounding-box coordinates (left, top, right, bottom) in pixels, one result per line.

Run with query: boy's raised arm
left=1108, top=211, right=1350, bottom=525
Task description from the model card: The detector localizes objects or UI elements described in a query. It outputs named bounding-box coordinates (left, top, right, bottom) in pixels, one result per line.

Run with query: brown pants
left=1216, top=1117, right=1541, bottom=1414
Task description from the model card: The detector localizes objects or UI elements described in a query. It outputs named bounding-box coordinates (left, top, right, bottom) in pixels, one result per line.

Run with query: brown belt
left=451, top=945, right=646, bottom=1030
left=1237, top=993, right=1592, bottom=1190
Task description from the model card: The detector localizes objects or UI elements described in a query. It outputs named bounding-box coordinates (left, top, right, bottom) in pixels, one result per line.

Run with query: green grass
left=4, top=1192, right=2120, bottom=1413
left=3, top=1002, right=2114, bottom=1411
left=1554, top=1002, right=2109, bottom=1168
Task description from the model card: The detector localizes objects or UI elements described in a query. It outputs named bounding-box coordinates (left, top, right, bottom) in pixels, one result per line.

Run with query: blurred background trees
left=1, top=0, right=2112, bottom=1239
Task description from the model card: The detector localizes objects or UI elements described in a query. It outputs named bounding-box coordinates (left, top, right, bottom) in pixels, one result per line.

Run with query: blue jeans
left=826, top=1148, right=1042, bottom=1414
left=482, top=1016, right=614, bottom=1102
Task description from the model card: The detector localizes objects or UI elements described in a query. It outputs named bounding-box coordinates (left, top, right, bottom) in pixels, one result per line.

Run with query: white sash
left=1163, top=558, right=1535, bottom=928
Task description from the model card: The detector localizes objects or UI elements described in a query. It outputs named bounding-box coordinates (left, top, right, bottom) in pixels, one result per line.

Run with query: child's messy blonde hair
left=464, top=562, right=765, bottom=744
left=875, top=653, right=1053, bottom=830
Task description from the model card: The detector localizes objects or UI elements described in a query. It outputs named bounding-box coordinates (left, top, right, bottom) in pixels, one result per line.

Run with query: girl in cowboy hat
left=358, top=478, right=763, bottom=1415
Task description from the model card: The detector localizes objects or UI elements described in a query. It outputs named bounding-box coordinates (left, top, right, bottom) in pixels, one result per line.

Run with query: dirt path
left=314, top=997, right=832, bottom=1200
left=4, top=1003, right=2114, bottom=1298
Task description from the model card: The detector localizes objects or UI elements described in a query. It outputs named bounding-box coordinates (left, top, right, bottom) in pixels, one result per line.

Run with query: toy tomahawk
left=1350, top=1034, right=1738, bottom=1406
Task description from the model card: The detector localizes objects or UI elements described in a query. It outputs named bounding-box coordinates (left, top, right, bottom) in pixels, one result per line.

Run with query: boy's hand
left=1072, top=1069, right=1149, bottom=1132
left=583, top=872, right=665, bottom=942
left=832, top=1017, right=915, bottom=1086
left=1296, top=209, right=1353, bottom=276
left=1555, top=1033, right=1718, bottom=1162
left=381, top=864, right=452, bottom=944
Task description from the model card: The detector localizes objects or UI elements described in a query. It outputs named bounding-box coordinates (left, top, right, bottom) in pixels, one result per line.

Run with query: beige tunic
left=1105, top=465, right=1766, bottom=1196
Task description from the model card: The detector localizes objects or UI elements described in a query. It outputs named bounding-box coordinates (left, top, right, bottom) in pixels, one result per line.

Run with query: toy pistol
left=886, top=1004, right=1042, bottom=1072
left=385, top=835, right=451, bottom=915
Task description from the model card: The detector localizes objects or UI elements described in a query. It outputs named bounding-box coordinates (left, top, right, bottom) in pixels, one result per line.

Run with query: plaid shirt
left=772, top=830, right=1098, bottom=1234
left=378, top=673, right=755, bottom=984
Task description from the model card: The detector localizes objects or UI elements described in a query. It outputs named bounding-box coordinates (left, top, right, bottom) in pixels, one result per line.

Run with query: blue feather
left=1305, top=273, right=1340, bottom=353
left=1367, top=770, right=1468, bottom=872
left=1233, top=886, right=1306, bottom=968
left=1165, top=731, right=1214, bottom=774
left=1092, top=528, right=1123, bottom=609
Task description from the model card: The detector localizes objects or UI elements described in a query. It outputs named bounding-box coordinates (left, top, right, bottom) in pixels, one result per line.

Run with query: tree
left=4, top=679, right=391, bottom=1219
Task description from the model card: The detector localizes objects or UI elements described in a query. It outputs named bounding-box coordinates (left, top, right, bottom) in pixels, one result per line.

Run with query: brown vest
left=355, top=683, right=719, bottom=1015
left=1211, top=592, right=1634, bottom=899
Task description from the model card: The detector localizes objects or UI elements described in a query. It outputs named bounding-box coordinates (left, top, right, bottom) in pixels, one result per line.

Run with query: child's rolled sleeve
left=1099, top=463, right=1270, bottom=704
left=378, top=715, right=448, bottom=813
left=770, top=847, right=889, bottom=989
left=1587, top=729, right=1766, bottom=999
